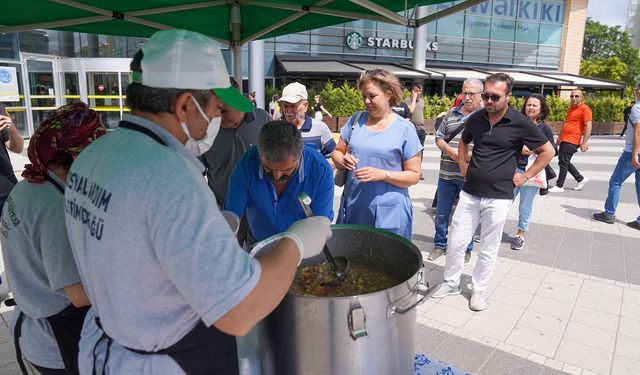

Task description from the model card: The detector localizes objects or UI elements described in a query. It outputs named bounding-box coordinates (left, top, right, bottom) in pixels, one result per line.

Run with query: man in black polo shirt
left=431, top=73, right=554, bottom=311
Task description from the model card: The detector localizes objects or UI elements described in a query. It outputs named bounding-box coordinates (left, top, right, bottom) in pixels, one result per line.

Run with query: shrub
left=319, top=81, right=364, bottom=117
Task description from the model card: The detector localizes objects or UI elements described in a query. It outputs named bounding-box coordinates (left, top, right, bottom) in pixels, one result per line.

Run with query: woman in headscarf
left=1, top=102, right=106, bottom=374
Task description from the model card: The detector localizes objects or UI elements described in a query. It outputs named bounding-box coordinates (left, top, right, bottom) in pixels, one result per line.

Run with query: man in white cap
left=280, top=82, right=336, bottom=166
left=64, top=29, right=331, bottom=374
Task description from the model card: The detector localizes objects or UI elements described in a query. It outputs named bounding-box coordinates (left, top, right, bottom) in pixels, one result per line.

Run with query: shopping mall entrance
left=2, top=54, right=130, bottom=137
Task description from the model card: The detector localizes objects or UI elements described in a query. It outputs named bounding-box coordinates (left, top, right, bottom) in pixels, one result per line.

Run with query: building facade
left=1, top=0, right=589, bottom=137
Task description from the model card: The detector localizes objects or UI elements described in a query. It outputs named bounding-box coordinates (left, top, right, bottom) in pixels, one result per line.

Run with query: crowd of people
left=0, top=28, right=638, bottom=374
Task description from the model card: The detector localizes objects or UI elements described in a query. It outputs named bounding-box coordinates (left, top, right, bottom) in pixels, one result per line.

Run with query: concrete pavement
left=0, top=135, right=638, bottom=374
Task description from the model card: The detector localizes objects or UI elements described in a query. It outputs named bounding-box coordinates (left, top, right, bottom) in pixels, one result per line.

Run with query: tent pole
left=249, top=40, right=265, bottom=109
left=231, top=3, right=243, bottom=88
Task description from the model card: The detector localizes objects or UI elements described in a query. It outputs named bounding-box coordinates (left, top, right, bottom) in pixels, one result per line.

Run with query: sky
left=587, top=0, right=629, bottom=28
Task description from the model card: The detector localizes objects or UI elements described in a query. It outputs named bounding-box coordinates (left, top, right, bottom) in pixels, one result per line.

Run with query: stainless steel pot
left=257, top=224, right=435, bottom=375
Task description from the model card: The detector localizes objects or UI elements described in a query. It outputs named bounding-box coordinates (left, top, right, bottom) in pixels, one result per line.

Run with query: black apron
left=87, top=121, right=239, bottom=375
left=12, top=174, right=89, bottom=375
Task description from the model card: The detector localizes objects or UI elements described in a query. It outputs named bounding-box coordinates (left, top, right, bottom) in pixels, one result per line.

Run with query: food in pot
left=290, top=263, right=398, bottom=297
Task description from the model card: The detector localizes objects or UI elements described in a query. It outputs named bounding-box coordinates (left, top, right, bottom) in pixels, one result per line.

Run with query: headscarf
left=22, top=102, right=107, bottom=183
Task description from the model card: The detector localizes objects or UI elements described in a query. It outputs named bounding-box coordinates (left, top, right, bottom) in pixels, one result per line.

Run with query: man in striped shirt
left=429, top=78, right=483, bottom=263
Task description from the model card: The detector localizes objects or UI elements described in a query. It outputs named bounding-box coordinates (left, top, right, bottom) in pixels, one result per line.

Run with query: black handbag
left=335, top=111, right=363, bottom=187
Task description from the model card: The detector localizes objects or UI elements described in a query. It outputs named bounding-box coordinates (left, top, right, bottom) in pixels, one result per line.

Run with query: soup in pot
left=290, top=263, right=398, bottom=297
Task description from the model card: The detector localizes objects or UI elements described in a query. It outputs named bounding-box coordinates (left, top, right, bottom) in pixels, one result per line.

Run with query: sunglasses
left=364, top=68, right=387, bottom=77
left=480, top=93, right=503, bottom=102
left=570, top=95, right=581, bottom=98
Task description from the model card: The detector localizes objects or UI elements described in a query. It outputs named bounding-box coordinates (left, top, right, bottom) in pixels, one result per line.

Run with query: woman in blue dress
left=332, top=69, right=423, bottom=239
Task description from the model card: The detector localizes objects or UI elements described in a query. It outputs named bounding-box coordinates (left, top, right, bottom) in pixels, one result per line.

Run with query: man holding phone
left=0, top=104, right=24, bottom=213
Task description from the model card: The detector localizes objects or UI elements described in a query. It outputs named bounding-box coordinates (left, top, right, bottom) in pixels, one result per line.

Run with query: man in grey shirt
left=201, top=79, right=271, bottom=206
left=429, top=78, right=483, bottom=263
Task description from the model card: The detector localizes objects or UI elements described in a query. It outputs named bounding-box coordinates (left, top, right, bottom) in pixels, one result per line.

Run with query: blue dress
left=337, top=111, right=423, bottom=239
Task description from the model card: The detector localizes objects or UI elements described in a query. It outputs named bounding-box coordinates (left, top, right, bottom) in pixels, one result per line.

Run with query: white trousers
left=443, top=191, right=512, bottom=291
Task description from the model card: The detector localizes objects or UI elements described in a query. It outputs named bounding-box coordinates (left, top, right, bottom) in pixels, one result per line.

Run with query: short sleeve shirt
left=201, top=107, right=271, bottom=205
left=64, top=114, right=260, bottom=371
left=461, top=107, right=548, bottom=199
left=391, top=103, right=410, bottom=119
left=1, top=172, right=79, bottom=369
left=299, top=116, right=336, bottom=158
left=224, top=145, right=334, bottom=241
left=559, top=103, right=592, bottom=145
left=625, top=102, right=640, bottom=153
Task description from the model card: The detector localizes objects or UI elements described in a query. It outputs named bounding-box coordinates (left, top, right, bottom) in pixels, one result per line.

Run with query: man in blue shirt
left=225, top=120, right=334, bottom=246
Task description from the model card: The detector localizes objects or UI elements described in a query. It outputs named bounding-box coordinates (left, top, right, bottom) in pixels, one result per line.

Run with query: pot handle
left=387, top=266, right=438, bottom=316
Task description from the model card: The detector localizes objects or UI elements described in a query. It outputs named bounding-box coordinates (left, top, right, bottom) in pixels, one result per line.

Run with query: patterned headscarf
left=22, top=103, right=107, bottom=183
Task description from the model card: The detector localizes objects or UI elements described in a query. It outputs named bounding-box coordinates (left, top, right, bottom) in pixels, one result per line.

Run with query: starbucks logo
left=346, top=32, right=363, bottom=50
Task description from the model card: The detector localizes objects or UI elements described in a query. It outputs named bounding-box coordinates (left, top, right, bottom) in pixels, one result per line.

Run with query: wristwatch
left=384, top=170, right=391, bottom=180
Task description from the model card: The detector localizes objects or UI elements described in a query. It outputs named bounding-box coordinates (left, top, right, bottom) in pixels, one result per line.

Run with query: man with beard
left=431, top=73, right=554, bottom=311
left=225, top=120, right=334, bottom=249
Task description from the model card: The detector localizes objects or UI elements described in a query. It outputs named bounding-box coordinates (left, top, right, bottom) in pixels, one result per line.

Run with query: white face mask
left=180, top=97, right=221, bottom=156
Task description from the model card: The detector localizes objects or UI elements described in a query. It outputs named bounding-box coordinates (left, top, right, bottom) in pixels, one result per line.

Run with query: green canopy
left=0, top=0, right=481, bottom=44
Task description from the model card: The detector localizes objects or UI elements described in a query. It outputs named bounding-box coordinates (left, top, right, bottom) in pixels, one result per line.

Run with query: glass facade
left=265, top=0, right=566, bottom=70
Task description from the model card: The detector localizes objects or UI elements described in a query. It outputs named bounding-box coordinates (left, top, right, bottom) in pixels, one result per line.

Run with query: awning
left=530, top=72, right=625, bottom=90
left=277, top=57, right=626, bottom=91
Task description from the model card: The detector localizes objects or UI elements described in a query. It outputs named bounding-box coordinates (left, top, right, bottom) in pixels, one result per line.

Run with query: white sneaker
left=431, top=282, right=462, bottom=298
left=469, top=290, right=487, bottom=311
left=548, top=186, right=564, bottom=193
left=574, top=177, right=589, bottom=191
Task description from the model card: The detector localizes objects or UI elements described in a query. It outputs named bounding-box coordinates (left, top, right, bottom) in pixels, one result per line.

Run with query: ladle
left=297, top=192, right=350, bottom=285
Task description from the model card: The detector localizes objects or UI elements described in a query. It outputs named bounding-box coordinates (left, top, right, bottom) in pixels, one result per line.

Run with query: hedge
left=268, top=81, right=630, bottom=122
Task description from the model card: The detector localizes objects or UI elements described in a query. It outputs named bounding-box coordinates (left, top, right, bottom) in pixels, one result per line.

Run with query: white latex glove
left=250, top=216, right=332, bottom=264
left=221, top=211, right=240, bottom=235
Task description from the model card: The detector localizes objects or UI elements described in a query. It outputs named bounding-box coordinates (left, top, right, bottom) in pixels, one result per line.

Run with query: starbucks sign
left=345, top=32, right=438, bottom=51
left=346, top=32, right=363, bottom=50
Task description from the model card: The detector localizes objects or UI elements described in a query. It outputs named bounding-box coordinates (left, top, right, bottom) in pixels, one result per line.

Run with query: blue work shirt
left=224, top=145, right=334, bottom=241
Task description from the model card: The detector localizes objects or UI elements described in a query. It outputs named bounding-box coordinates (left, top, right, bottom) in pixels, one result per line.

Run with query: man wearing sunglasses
left=548, top=89, right=592, bottom=192
left=225, top=120, right=334, bottom=249
left=431, top=73, right=554, bottom=311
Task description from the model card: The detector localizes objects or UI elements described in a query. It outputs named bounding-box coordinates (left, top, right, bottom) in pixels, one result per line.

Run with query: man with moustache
left=431, top=73, right=554, bottom=311
left=225, top=120, right=334, bottom=249
left=428, top=78, right=484, bottom=264
left=279, top=82, right=336, bottom=164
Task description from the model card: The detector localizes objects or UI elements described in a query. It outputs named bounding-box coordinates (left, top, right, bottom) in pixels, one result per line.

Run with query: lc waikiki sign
left=437, top=0, right=565, bottom=24
left=346, top=32, right=438, bottom=51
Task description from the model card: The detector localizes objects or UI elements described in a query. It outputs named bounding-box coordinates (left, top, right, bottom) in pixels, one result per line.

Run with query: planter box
left=328, top=116, right=624, bottom=136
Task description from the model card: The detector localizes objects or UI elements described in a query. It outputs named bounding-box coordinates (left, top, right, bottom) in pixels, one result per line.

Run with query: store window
left=0, top=34, right=19, bottom=60
left=465, top=16, right=491, bottom=39
left=539, top=24, right=563, bottom=46
left=0, top=63, right=26, bottom=136
left=63, top=72, right=81, bottom=105
left=437, top=14, right=465, bottom=37
left=86, top=72, right=122, bottom=129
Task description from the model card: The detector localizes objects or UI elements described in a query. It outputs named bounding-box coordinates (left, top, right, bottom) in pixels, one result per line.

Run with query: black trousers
left=556, top=142, right=584, bottom=187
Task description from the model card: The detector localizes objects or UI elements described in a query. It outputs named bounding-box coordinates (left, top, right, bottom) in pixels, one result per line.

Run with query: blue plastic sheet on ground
left=414, top=353, right=471, bottom=375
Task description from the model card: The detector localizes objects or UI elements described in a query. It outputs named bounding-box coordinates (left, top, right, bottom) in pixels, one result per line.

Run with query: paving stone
left=522, top=254, right=556, bottom=268
left=430, top=335, right=495, bottom=374
left=552, top=258, right=590, bottom=275
left=414, top=323, right=449, bottom=356
left=612, top=354, right=640, bottom=375
left=476, top=349, right=546, bottom=375
left=555, top=339, right=613, bottom=375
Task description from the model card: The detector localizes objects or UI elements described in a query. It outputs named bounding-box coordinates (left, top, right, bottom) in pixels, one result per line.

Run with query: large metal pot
left=257, top=224, right=434, bottom=375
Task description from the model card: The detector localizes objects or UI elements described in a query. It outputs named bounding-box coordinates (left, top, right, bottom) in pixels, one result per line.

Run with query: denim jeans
left=604, top=151, right=640, bottom=223
left=434, top=178, right=473, bottom=252
left=556, top=142, right=584, bottom=188
left=0, top=195, right=7, bottom=216
left=513, top=169, right=539, bottom=232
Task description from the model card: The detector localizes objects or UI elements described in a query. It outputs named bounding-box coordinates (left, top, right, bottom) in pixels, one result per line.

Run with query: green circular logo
left=346, top=32, right=363, bottom=50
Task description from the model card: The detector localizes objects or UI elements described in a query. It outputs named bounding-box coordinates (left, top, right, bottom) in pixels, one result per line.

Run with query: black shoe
left=627, top=221, right=640, bottom=230
left=539, top=188, right=548, bottom=196
left=420, top=174, right=425, bottom=180
left=593, top=212, right=615, bottom=224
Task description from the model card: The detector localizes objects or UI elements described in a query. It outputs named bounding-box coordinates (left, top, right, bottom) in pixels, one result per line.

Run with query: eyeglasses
left=461, top=91, right=480, bottom=98
left=569, top=95, right=581, bottom=98
left=480, top=93, right=503, bottom=102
